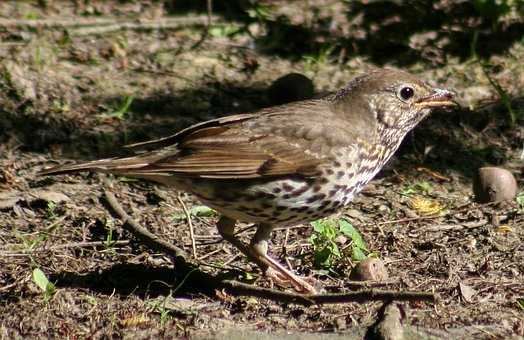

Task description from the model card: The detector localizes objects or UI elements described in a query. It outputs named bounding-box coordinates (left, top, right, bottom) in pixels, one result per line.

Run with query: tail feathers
left=39, top=157, right=150, bottom=176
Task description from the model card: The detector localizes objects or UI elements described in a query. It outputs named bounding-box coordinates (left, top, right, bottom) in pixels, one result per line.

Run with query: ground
left=0, top=1, right=523, bottom=339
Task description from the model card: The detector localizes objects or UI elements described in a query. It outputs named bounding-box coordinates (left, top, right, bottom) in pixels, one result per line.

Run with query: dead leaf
left=496, top=225, right=513, bottom=233
left=408, top=196, right=444, bottom=216
left=0, top=190, right=70, bottom=211
left=459, top=282, right=476, bottom=303
left=29, top=190, right=70, bottom=204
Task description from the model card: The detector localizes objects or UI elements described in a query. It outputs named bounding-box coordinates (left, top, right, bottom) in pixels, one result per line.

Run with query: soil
left=1, top=1, right=523, bottom=339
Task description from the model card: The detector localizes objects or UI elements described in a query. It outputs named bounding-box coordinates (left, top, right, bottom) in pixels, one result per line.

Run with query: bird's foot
left=265, top=266, right=317, bottom=295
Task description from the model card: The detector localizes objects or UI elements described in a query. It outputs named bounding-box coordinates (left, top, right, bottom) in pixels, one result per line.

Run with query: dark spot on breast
left=326, top=169, right=334, bottom=175
left=291, top=206, right=308, bottom=213
left=283, top=194, right=291, bottom=199
left=282, top=183, right=295, bottom=192
left=347, top=172, right=354, bottom=179
left=333, top=161, right=341, bottom=168
left=306, top=193, right=326, bottom=204
left=276, top=205, right=288, bottom=211
left=272, top=210, right=282, bottom=217
left=336, top=171, right=344, bottom=179
left=263, top=192, right=276, bottom=199
left=251, top=208, right=263, bottom=213
left=278, top=215, right=298, bottom=222
left=312, top=185, right=322, bottom=192
left=328, top=189, right=338, bottom=198
left=291, top=186, right=309, bottom=197
left=272, top=187, right=282, bottom=194
left=319, top=177, right=329, bottom=184
left=319, top=201, right=331, bottom=210
left=261, top=202, right=272, bottom=209
left=324, top=208, right=337, bottom=214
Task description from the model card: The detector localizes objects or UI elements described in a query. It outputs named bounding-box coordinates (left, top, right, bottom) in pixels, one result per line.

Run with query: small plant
left=309, top=218, right=369, bottom=271
left=246, top=2, right=274, bottom=22
left=303, top=44, right=336, bottom=73
left=517, top=297, right=524, bottom=311
left=103, top=95, right=134, bottom=120
left=471, top=30, right=520, bottom=126
left=148, top=294, right=173, bottom=327
left=208, top=24, right=242, bottom=38
left=516, top=192, right=524, bottom=212
left=32, top=267, right=56, bottom=301
left=104, top=218, right=117, bottom=249
left=400, top=181, right=433, bottom=196
left=172, top=205, right=216, bottom=221
left=15, top=231, right=47, bottom=251
left=481, top=63, right=518, bottom=126
left=46, top=201, right=57, bottom=219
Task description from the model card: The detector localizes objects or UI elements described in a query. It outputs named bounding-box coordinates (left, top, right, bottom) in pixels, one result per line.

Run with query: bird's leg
left=217, top=216, right=316, bottom=294
left=250, top=223, right=317, bottom=294
left=217, top=216, right=269, bottom=271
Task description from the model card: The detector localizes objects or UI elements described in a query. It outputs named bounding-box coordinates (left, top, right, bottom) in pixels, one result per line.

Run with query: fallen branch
left=0, top=16, right=220, bottom=36
left=103, top=188, right=437, bottom=306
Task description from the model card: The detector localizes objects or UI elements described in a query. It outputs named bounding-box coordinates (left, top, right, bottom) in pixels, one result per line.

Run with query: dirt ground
left=1, top=1, right=523, bottom=339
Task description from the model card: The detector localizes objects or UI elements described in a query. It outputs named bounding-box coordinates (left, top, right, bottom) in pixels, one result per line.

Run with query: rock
left=473, top=167, right=518, bottom=203
left=267, top=73, right=314, bottom=105
left=350, top=258, right=389, bottom=281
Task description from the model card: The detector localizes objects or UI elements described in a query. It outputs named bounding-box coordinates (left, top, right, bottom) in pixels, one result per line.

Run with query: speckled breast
left=185, top=153, right=383, bottom=227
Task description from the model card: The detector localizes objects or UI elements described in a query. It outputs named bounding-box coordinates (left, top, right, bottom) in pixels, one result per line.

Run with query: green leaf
left=352, top=247, right=367, bottom=262
left=330, top=243, right=341, bottom=258
left=105, top=95, right=134, bottom=120
left=311, top=220, right=326, bottom=233
left=172, top=205, right=216, bottom=221
left=516, top=192, right=524, bottom=211
left=32, top=268, right=55, bottom=296
left=339, top=219, right=367, bottom=251
left=189, top=205, right=216, bottom=217
left=517, top=297, right=524, bottom=311
left=315, top=247, right=333, bottom=267
left=208, top=24, right=241, bottom=38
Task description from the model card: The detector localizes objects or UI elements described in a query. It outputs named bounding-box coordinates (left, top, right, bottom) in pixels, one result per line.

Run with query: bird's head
left=332, top=69, right=455, bottom=146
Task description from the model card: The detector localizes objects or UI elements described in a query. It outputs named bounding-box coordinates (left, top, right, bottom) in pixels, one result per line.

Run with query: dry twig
left=176, top=194, right=198, bottom=259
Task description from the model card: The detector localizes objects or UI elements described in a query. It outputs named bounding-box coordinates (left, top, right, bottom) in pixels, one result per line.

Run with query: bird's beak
left=415, top=88, right=456, bottom=109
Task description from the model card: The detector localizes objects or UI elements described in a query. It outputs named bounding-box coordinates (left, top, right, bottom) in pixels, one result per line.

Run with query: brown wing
left=126, top=113, right=325, bottom=179
left=40, top=104, right=331, bottom=179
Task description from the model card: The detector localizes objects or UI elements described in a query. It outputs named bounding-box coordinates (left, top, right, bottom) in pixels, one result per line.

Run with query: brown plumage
left=41, top=69, right=455, bottom=293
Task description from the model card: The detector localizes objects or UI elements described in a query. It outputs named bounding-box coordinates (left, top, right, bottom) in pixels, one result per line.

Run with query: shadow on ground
left=0, top=81, right=270, bottom=158
left=51, top=263, right=241, bottom=299
left=164, top=0, right=524, bottom=66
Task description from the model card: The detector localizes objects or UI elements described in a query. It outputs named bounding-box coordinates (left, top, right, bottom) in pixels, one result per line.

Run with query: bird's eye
left=399, top=86, right=414, bottom=101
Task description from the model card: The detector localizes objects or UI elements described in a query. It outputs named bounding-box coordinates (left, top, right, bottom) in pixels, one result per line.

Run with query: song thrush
left=41, top=69, right=455, bottom=294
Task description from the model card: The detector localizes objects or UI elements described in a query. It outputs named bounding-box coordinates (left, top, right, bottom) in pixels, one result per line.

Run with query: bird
left=40, top=69, right=455, bottom=294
